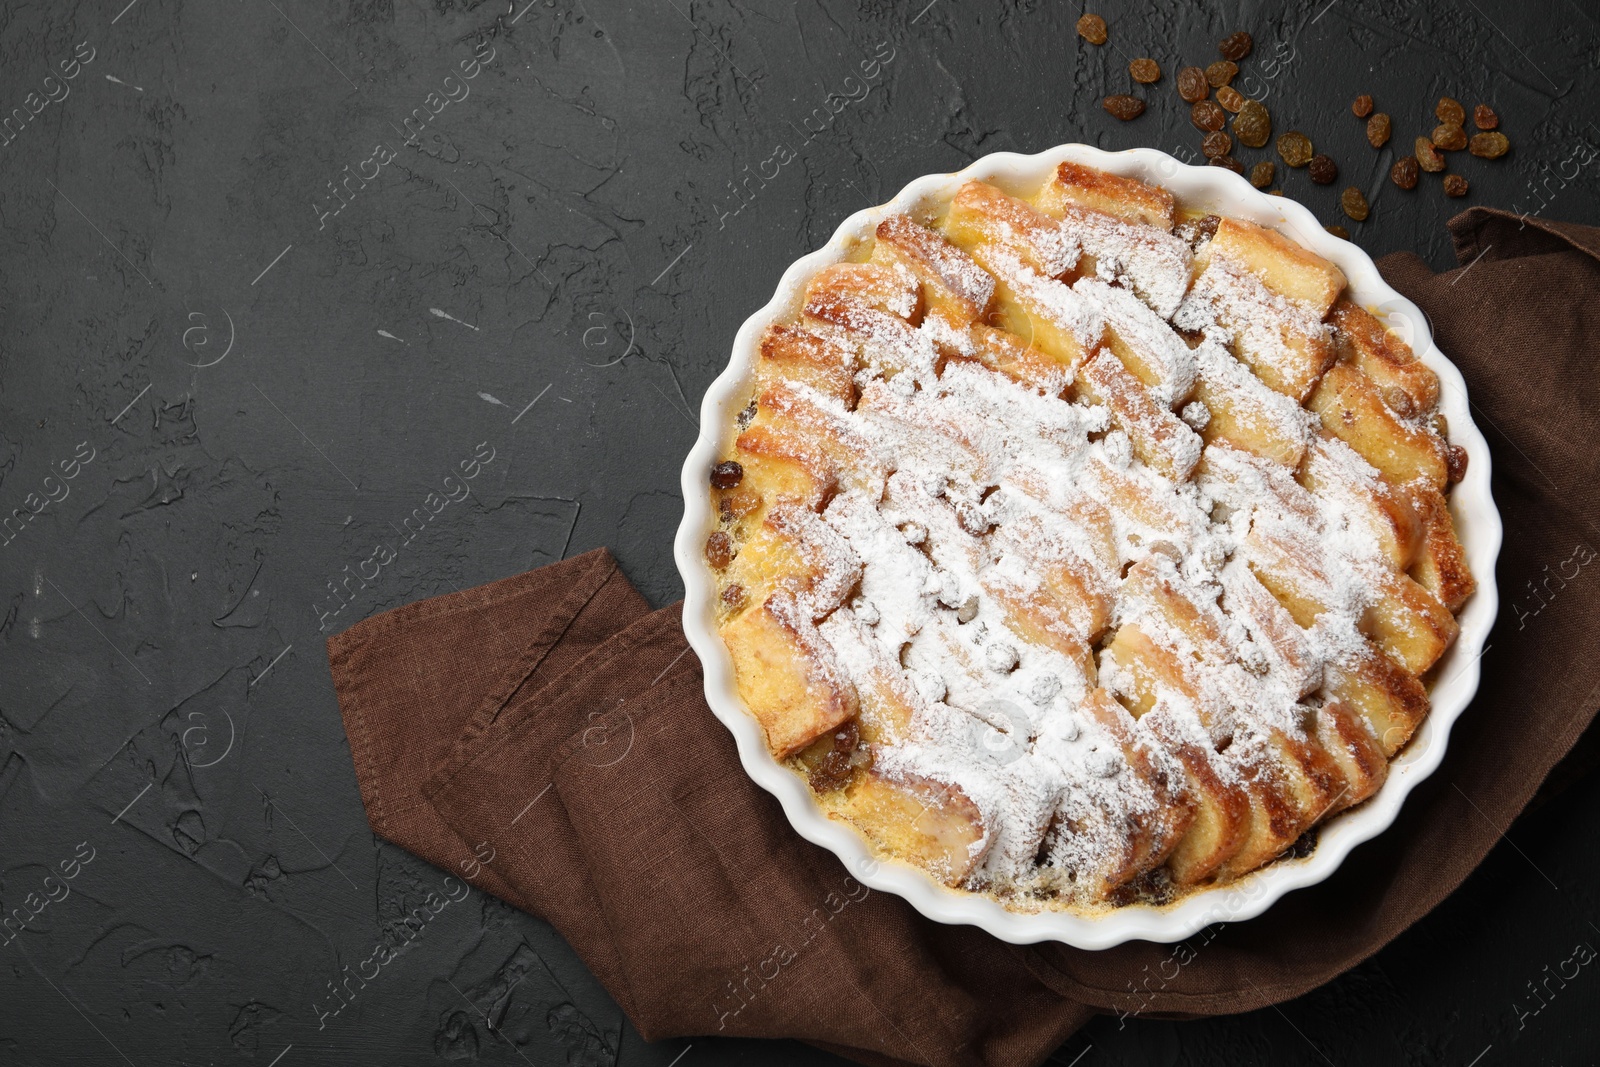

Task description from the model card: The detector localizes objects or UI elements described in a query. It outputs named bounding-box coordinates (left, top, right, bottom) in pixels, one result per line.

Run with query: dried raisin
left=705, top=530, right=734, bottom=569
left=1209, top=155, right=1244, bottom=174
left=1340, top=186, right=1369, bottom=221
left=1324, top=224, right=1350, bottom=240
left=1446, top=445, right=1469, bottom=483
left=1202, top=130, right=1233, bottom=158
left=1435, top=96, right=1465, bottom=125
left=1190, top=99, right=1226, bottom=132
left=1366, top=112, right=1391, bottom=148
left=710, top=460, right=744, bottom=488
left=1443, top=173, right=1469, bottom=197
left=1219, top=31, right=1253, bottom=60
left=1177, top=66, right=1209, bottom=103
left=1104, top=94, right=1146, bottom=120
left=1352, top=94, right=1374, bottom=118
left=1216, top=85, right=1246, bottom=112
left=1076, top=13, right=1107, bottom=43
left=1130, top=57, right=1161, bottom=83
left=1415, top=137, right=1445, bottom=172
left=1432, top=122, right=1467, bottom=151
left=1308, top=154, right=1338, bottom=184
left=721, top=583, right=745, bottom=609
left=1175, top=214, right=1220, bottom=249
left=1234, top=99, right=1271, bottom=148
left=1205, top=60, right=1238, bottom=87
left=1277, top=130, right=1313, bottom=167
left=1249, top=160, right=1276, bottom=188
left=1390, top=155, right=1419, bottom=189
left=1473, top=104, right=1498, bottom=130
left=1470, top=131, right=1509, bottom=159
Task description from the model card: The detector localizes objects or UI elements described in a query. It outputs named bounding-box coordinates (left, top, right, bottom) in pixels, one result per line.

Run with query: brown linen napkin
left=327, top=207, right=1600, bottom=1067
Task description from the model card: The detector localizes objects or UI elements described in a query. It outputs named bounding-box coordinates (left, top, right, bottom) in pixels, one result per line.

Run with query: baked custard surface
left=707, top=162, right=1473, bottom=912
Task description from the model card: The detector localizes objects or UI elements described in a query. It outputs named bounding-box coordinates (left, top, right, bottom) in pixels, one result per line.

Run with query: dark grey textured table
left=1, top=0, right=1597, bottom=1064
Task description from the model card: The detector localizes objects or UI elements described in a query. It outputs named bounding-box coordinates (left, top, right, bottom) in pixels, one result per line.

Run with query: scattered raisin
left=705, top=530, right=734, bottom=569
left=807, top=720, right=861, bottom=793
left=1175, top=214, right=1221, bottom=249
left=1325, top=224, right=1350, bottom=240
left=1249, top=160, right=1276, bottom=188
left=1216, top=85, right=1246, bottom=112
left=1473, top=104, right=1498, bottom=130
left=1431, top=413, right=1449, bottom=437
left=1366, top=112, right=1391, bottom=148
left=1277, top=130, right=1313, bottom=167
left=1205, top=60, right=1238, bottom=87
left=1444, top=173, right=1470, bottom=197
left=1446, top=445, right=1469, bottom=483
left=1190, top=99, right=1226, bottom=132
left=1234, top=99, right=1271, bottom=148
left=1433, top=122, right=1467, bottom=151
left=1209, top=155, right=1245, bottom=174
left=720, top=583, right=746, bottom=609
left=1470, top=131, right=1510, bottom=159
left=1288, top=829, right=1319, bottom=859
left=1076, top=12, right=1108, bottom=44
left=1177, top=66, right=1209, bottom=103
left=1352, top=94, right=1374, bottom=118
left=1415, top=137, right=1445, bottom=172
left=1202, top=129, right=1233, bottom=158
left=1435, top=96, right=1466, bottom=125
left=1129, top=57, right=1161, bottom=83
left=710, top=460, right=744, bottom=488
left=1382, top=386, right=1416, bottom=418
left=1308, top=154, right=1338, bottom=184
left=1104, top=94, right=1146, bottom=120
left=1340, top=186, right=1370, bottom=221
left=721, top=487, right=759, bottom=519
left=1390, top=155, right=1420, bottom=189
left=1219, top=31, right=1253, bottom=60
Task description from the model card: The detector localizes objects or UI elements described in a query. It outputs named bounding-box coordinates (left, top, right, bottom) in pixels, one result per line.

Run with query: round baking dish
left=673, top=143, right=1501, bottom=948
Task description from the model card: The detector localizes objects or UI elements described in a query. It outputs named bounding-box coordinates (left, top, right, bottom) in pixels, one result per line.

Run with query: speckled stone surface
left=0, top=0, right=1597, bottom=1064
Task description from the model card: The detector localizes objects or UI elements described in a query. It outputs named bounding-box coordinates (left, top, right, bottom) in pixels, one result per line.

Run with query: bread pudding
left=704, top=161, right=1474, bottom=911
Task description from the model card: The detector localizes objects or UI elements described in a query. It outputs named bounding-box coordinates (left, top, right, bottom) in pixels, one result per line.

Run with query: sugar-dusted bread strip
left=1219, top=559, right=1323, bottom=698
left=1330, top=300, right=1440, bottom=416
left=1298, top=435, right=1423, bottom=571
left=1307, top=362, right=1449, bottom=490
left=871, top=215, right=996, bottom=323
left=1077, top=349, right=1202, bottom=481
left=1035, top=165, right=1193, bottom=318
left=756, top=323, right=857, bottom=407
left=721, top=502, right=860, bottom=623
left=1359, top=564, right=1459, bottom=675
left=1085, top=691, right=1195, bottom=878
left=1074, top=276, right=1196, bottom=405
left=1142, top=699, right=1250, bottom=885
left=839, top=768, right=989, bottom=886
left=1407, top=485, right=1476, bottom=612
left=1036, top=160, right=1177, bottom=230
left=1314, top=699, right=1389, bottom=815
left=944, top=180, right=1080, bottom=277
left=722, top=590, right=860, bottom=757
left=1200, top=218, right=1347, bottom=317
left=1324, top=643, right=1430, bottom=757
left=1192, top=338, right=1318, bottom=467
left=954, top=322, right=1074, bottom=396
left=1218, top=724, right=1344, bottom=880
left=1177, top=254, right=1337, bottom=402
left=802, top=260, right=921, bottom=323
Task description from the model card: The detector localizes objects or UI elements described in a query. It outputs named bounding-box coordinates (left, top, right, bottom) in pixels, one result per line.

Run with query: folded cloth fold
left=327, top=207, right=1600, bottom=1067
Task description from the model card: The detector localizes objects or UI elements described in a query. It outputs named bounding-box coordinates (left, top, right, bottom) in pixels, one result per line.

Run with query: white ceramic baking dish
left=673, top=143, right=1501, bottom=948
